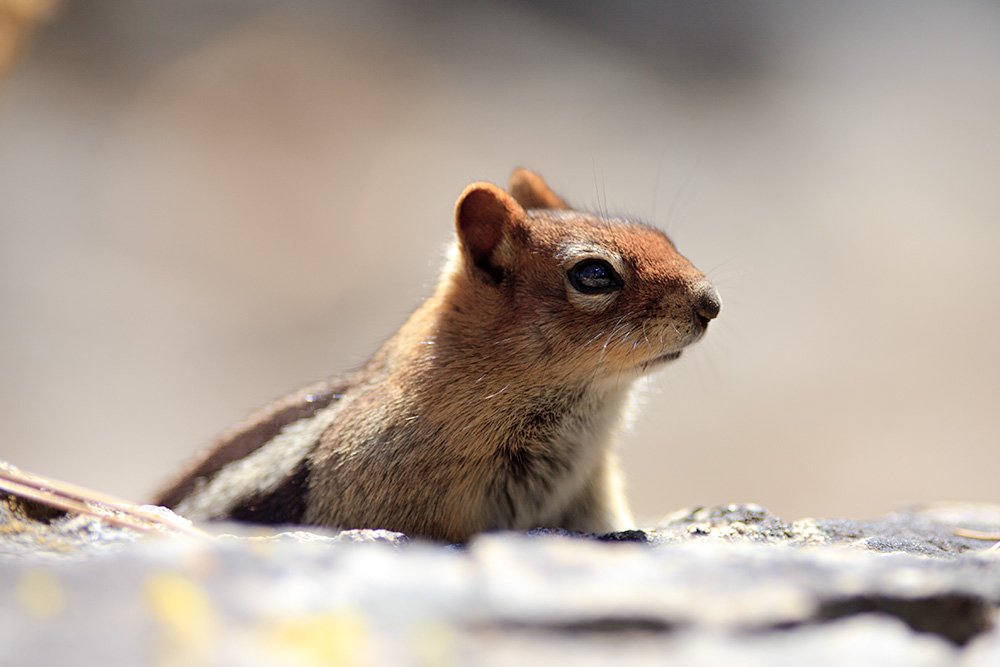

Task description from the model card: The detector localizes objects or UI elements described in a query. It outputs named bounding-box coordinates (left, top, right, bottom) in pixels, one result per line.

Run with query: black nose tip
left=695, top=286, right=721, bottom=323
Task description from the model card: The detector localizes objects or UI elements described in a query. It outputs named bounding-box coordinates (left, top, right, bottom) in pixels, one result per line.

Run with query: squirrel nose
left=694, top=285, right=721, bottom=324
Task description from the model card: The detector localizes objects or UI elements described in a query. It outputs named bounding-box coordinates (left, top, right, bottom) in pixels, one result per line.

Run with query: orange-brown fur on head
left=160, top=169, right=719, bottom=543
left=437, top=170, right=718, bottom=386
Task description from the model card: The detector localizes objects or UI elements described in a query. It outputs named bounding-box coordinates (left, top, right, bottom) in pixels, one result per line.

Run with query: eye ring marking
left=567, top=259, right=623, bottom=294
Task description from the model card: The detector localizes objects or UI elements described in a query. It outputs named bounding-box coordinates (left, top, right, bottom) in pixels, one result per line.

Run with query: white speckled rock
left=1, top=502, right=998, bottom=666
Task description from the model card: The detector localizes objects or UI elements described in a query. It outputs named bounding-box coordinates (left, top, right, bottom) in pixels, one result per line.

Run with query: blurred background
left=1, top=0, right=998, bottom=523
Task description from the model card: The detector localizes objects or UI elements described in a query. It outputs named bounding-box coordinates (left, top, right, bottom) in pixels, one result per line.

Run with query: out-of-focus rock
left=0, top=503, right=998, bottom=666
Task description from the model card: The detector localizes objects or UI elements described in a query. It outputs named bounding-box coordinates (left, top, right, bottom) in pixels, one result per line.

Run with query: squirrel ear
left=455, top=183, right=525, bottom=284
left=508, top=168, right=569, bottom=210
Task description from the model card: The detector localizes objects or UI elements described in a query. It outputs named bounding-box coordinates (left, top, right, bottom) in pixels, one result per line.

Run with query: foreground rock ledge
left=1, top=502, right=998, bottom=666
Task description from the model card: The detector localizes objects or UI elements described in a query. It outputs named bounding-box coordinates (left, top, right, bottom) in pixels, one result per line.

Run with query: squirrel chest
left=156, top=169, right=721, bottom=542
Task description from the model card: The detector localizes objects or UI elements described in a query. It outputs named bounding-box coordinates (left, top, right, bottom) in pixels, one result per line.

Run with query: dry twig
left=0, top=461, right=209, bottom=539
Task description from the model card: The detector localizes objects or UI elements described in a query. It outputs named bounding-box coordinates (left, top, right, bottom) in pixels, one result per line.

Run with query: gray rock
left=470, top=617, right=961, bottom=667
left=0, top=498, right=142, bottom=559
left=652, top=502, right=1000, bottom=556
left=0, top=502, right=998, bottom=666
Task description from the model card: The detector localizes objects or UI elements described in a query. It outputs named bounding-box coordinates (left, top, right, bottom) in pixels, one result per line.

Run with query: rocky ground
left=1, top=500, right=999, bottom=666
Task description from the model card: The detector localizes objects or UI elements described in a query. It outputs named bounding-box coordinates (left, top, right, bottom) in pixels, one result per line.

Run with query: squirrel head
left=443, top=168, right=720, bottom=383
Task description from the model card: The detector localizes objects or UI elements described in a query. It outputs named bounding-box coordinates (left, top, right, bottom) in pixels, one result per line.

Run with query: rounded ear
left=455, top=182, right=525, bottom=285
left=508, top=168, right=569, bottom=210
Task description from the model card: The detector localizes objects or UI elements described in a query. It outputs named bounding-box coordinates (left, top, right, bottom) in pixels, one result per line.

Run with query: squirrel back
left=154, top=169, right=721, bottom=542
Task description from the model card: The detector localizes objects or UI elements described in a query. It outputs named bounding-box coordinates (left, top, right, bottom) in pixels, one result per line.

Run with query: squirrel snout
left=694, top=285, right=722, bottom=327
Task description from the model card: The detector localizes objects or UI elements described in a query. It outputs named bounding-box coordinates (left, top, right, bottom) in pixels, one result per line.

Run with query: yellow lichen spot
left=263, top=612, right=368, bottom=667
left=145, top=573, right=216, bottom=648
left=16, top=569, right=66, bottom=619
left=409, top=620, right=457, bottom=667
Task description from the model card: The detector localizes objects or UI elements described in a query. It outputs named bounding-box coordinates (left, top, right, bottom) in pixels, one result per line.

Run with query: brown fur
left=156, top=170, right=720, bottom=542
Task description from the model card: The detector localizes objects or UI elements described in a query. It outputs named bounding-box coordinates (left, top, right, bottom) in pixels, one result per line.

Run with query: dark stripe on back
left=153, top=378, right=348, bottom=508
left=226, top=459, right=311, bottom=525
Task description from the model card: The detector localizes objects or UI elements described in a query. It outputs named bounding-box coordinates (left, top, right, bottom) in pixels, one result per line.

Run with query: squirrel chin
left=642, top=350, right=683, bottom=369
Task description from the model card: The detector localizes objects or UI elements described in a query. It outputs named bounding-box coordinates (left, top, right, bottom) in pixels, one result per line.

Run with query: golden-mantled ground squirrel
left=154, top=169, right=721, bottom=542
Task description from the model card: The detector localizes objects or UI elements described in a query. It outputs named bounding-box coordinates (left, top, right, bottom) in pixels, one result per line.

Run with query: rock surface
left=1, top=500, right=999, bottom=666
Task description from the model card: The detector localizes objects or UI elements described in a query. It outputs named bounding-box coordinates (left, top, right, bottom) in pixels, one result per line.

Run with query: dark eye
left=568, top=259, right=623, bottom=294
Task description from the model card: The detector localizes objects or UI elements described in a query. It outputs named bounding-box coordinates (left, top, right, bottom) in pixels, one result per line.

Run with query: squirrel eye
left=568, top=259, right=623, bottom=294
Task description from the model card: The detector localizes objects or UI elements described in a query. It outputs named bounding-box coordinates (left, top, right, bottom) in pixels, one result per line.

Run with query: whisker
left=662, top=152, right=703, bottom=233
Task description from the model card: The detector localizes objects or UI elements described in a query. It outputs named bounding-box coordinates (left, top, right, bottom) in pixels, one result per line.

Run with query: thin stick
left=954, top=526, right=1000, bottom=552
left=953, top=527, right=1000, bottom=541
left=0, top=463, right=209, bottom=539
